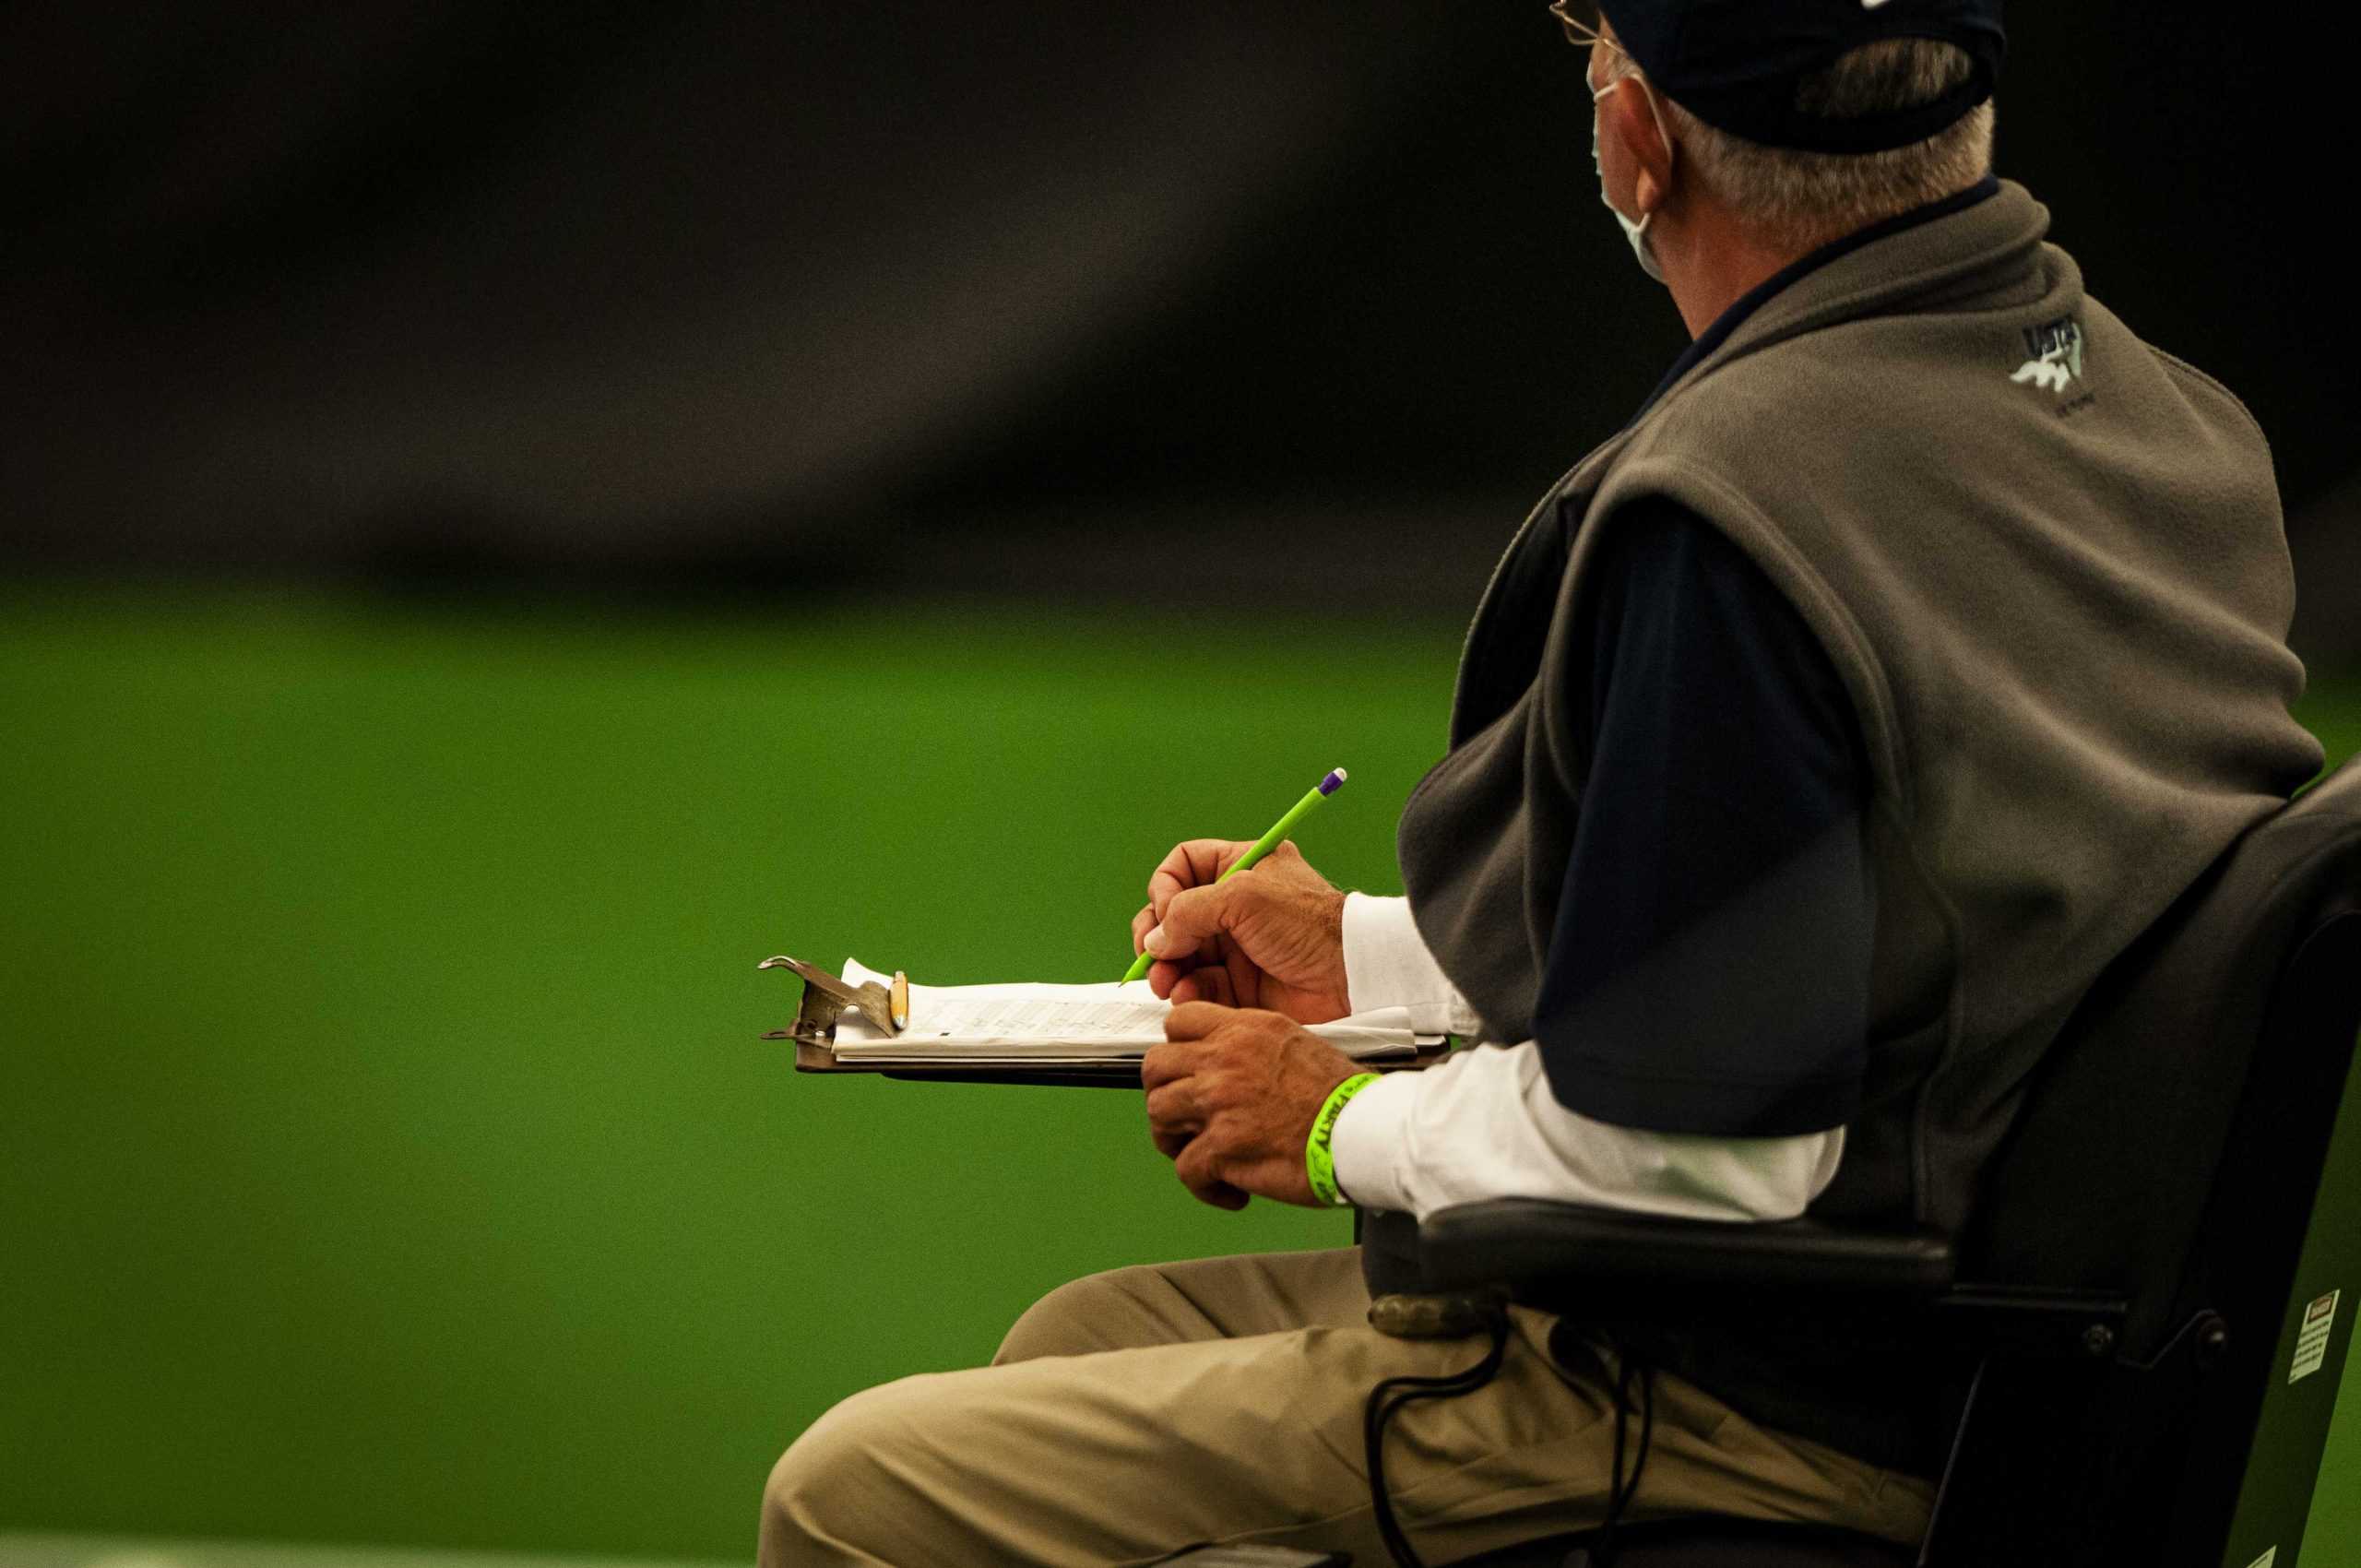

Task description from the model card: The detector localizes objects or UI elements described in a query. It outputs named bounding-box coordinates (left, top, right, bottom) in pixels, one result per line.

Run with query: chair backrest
left=1956, top=752, right=2361, bottom=1565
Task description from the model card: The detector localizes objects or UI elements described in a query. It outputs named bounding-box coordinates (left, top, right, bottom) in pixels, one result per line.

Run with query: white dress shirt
left=1326, top=893, right=1845, bottom=1222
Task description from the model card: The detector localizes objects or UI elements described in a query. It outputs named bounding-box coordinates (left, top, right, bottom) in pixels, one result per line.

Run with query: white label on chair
left=2242, top=1549, right=2275, bottom=1568
left=2289, top=1289, right=2340, bottom=1384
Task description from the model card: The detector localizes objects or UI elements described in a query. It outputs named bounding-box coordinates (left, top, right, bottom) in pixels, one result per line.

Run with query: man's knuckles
left=1218, top=1008, right=1297, bottom=1051
left=1157, top=883, right=1225, bottom=941
left=1160, top=872, right=1294, bottom=945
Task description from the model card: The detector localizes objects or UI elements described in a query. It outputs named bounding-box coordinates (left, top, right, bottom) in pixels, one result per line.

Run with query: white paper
left=827, top=956, right=1420, bottom=1062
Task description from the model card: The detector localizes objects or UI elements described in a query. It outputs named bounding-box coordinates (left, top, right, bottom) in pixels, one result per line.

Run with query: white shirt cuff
left=1326, top=1066, right=1422, bottom=1214
left=1341, top=893, right=1484, bottom=1037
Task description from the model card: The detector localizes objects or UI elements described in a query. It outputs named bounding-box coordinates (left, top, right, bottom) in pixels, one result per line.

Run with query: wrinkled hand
left=1130, top=839, right=1350, bottom=1024
left=1141, top=1001, right=1362, bottom=1210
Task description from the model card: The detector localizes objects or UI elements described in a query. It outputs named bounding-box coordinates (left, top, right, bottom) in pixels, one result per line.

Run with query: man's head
left=1561, top=0, right=2003, bottom=322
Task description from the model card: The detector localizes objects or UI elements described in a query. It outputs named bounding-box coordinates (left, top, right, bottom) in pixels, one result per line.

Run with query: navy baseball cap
left=1583, top=0, right=2006, bottom=155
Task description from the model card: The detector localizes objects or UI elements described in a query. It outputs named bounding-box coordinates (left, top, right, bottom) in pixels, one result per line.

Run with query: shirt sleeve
left=1340, top=893, right=1486, bottom=1037
left=1328, top=1036, right=1844, bottom=1219
left=1533, top=499, right=1876, bottom=1137
left=1330, top=896, right=1845, bottom=1223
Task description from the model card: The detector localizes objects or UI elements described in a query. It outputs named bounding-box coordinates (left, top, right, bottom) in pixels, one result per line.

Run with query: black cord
left=1363, top=1314, right=1512, bottom=1568
left=1589, top=1347, right=1657, bottom=1566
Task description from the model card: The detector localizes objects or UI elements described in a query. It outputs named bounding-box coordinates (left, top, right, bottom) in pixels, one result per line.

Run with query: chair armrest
left=1415, top=1197, right=1956, bottom=1299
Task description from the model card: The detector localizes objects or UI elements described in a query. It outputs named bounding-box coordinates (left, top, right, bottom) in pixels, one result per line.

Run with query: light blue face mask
left=1592, top=77, right=1667, bottom=284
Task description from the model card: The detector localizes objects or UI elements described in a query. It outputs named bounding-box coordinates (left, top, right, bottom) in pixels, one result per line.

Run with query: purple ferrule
left=1318, top=767, right=1347, bottom=796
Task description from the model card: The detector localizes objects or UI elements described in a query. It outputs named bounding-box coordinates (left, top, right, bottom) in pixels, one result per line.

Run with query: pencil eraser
left=1320, top=768, right=1347, bottom=795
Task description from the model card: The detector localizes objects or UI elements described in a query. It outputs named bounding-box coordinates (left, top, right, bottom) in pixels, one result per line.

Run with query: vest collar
left=1641, top=178, right=2050, bottom=423
left=1631, top=176, right=2004, bottom=425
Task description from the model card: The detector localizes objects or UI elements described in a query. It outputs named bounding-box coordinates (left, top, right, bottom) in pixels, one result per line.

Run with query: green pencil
left=1122, top=766, right=1348, bottom=982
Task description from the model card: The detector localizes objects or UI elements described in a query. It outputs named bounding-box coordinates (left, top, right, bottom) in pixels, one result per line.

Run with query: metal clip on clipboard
left=757, top=955, right=908, bottom=1069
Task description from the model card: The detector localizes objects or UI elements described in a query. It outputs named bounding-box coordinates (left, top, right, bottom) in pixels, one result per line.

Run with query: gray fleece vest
left=1399, top=180, right=2323, bottom=1238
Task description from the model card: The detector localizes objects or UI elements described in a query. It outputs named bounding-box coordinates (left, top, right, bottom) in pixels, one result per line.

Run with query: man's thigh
left=995, top=1245, right=1370, bottom=1363
left=763, top=1301, right=1933, bottom=1568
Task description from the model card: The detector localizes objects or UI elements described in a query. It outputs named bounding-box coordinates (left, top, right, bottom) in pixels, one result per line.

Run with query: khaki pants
left=760, top=1247, right=1932, bottom=1566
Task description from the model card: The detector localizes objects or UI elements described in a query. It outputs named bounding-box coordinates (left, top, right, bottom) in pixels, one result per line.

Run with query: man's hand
left=1130, top=839, right=1350, bottom=1023
left=1141, top=1001, right=1363, bottom=1210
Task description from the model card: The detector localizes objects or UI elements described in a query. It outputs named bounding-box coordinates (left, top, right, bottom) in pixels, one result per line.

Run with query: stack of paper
left=827, top=957, right=1421, bottom=1066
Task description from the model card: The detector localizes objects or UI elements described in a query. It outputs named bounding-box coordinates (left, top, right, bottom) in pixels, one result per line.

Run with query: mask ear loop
left=1592, top=74, right=1677, bottom=232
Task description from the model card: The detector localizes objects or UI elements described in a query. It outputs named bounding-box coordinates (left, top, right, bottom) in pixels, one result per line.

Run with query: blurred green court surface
left=3, top=588, right=2355, bottom=1559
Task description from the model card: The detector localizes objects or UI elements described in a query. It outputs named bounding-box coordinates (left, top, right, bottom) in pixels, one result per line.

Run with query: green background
left=4, top=588, right=2355, bottom=1558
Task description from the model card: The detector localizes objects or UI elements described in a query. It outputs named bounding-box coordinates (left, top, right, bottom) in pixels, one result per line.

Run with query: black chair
left=1394, top=752, right=2361, bottom=1566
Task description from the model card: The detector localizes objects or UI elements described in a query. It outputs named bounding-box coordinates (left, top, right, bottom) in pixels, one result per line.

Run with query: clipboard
left=761, top=956, right=1453, bottom=1089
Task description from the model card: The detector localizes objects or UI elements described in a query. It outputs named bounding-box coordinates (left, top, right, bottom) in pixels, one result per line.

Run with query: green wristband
left=1305, top=1073, right=1382, bottom=1208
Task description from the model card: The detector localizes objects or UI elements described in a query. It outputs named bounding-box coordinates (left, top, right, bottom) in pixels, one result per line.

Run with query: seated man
left=760, top=2, right=2326, bottom=1563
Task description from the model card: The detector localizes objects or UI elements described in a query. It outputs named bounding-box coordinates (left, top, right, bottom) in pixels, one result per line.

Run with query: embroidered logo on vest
left=2011, top=315, right=2085, bottom=394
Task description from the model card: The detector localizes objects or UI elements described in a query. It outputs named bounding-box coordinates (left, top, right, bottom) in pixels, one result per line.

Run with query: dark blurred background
left=5, top=4, right=2358, bottom=1562
left=5, top=0, right=2355, bottom=649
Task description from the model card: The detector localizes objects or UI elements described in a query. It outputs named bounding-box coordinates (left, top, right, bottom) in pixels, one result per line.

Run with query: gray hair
left=1603, top=39, right=1997, bottom=250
